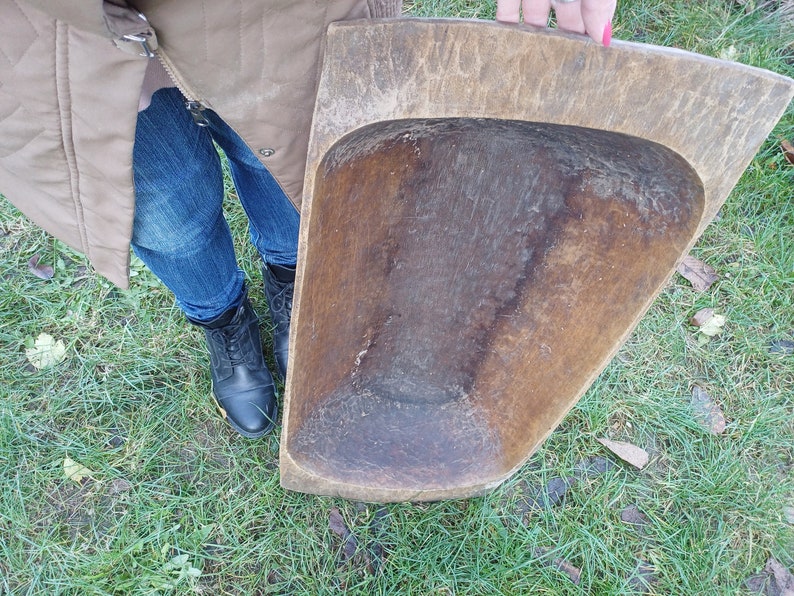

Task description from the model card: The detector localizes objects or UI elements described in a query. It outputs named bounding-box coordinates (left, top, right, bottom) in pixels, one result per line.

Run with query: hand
left=496, top=0, right=616, bottom=46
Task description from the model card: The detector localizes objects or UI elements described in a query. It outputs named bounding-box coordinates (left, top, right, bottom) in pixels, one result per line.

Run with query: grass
left=1, top=0, right=792, bottom=593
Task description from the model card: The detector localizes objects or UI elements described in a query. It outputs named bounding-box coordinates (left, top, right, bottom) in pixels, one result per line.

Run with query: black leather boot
left=190, top=295, right=277, bottom=438
left=262, top=262, right=295, bottom=381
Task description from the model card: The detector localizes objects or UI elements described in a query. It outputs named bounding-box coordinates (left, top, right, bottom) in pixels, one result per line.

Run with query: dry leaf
left=533, top=547, right=581, bottom=585
left=677, top=255, right=719, bottom=292
left=782, top=139, right=794, bottom=165
left=63, top=457, right=94, bottom=484
left=28, top=254, right=54, bottom=280
left=267, top=570, right=284, bottom=586
left=574, top=456, right=615, bottom=478
left=25, top=333, right=67, bottom=370
left=366, top=506, right=389, bottom=575
left=628, top=560, right=659, bottom=594
left=691, top=385, right=727, bottom=435
left=718, top=45, right=739, bottom=61
left=542, top=477, right=575, bottom=507
left=699, top=313, right=726, bottom=338
left=523, top=476, right=576, bottom=511
left=745, top=557, right=794, bottom=596
left=745, top=572, right=771, bottom=594
left=329, top=507, right=350, bottom=538
left=690, top=308, right=715, bottom=327
left=329, top=507, right=358, bottom=561
left=769, top=339, right=794, bottom=355
left=597, top=438, right=649, bottom=469
left=620, top=504, right=650, bottom=533
left=108, top=478, right=133, bottom=495
left=766, top=557, right=794, bottom=595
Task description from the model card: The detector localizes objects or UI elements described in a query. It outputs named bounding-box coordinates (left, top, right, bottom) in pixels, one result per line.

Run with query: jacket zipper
left=153, top=48, right=210, bottom=127
left=185, top=100, right=210, bottom=127
left=147, top=34, right=295, bottom=210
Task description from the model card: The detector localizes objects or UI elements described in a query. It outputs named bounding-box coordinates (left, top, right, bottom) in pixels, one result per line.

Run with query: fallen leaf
left=574, top=455, right=615, bottom=478
left=542, top=477, right=575, bottom=507
left=745, top=572, right=773, bottom=594
left=767, top=557, right=794, bottom=595
left=719, top=45, right=739, bottom=61
left=552, top=558, right=581, bottom=586
left=689, top=307, right=715, bottom=327
left=267, top=570, right=284, bottom=586
left=328, top=507, right=349, bottom=537
left=366, top=506, right=390, bottom=575
left=108, top=478, right=133, bottom=495
left=747, top=557, right=794, bottom=596
left=329, top=507, right=358, bottom=561
left=25, top=333, right=67, bottom=370
left=518, top=476, right=576, bottom=512
left=691, top=385, right=727, bottom=435
left=64, top=457, right=94, bottom=484
left=769, top=339, right=794, bottom=355
left=597, top=438, right=649, bottom=469
left=107, top=432, right=126, bottom=448
left=28, top=254, right=54, bottom=280
left=533, top=547, right=581, bottom=585
left=620, top=504, right=650, bottom=533
left=698, top=313, right=726, bottom=338
left=677, top=255, right=719, bottom=292
left=782, top=139, right=794, bottom=165
left=738, top=1, right=753, bottom=14
left=628, top=560, right=659, bottom=594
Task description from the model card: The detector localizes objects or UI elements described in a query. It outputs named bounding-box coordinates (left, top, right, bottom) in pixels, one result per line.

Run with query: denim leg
left=132, top=87, right=245, bottom=322
left=204, top=111, right=300, bottom=267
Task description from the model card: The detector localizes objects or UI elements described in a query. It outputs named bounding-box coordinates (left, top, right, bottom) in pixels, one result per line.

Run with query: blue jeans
left=131, top=87, right=300, bottom=322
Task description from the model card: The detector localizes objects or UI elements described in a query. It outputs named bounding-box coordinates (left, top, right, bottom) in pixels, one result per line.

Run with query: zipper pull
left=185, top=101, right=209, bottom=127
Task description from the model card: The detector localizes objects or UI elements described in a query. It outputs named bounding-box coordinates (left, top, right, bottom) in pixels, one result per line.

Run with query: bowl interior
left=286, top=118, right=704, bottom=493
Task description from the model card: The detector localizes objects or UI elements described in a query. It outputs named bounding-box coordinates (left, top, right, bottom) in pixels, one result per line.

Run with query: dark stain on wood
left=287, top=117, right=703, bottom=493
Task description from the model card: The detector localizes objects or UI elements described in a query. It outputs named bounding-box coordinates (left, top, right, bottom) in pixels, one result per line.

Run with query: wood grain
left=280, top=19, right=794, bottom=502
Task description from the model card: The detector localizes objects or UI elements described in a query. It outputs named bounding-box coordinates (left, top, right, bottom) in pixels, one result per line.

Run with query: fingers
left=521, top=0, right=552, bottom=28
left=495, top=0, right=521, bottom=22
left=580, top=0, right=616, bottom=45
left=498, top=0, right=552, bottom=27
left=552, top=0, right=586, bottom=35
left=497, top=0, right=617, bottom=46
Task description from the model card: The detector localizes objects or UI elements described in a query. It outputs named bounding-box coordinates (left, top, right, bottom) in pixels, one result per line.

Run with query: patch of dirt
left=41, top=478, right=131, bottom=547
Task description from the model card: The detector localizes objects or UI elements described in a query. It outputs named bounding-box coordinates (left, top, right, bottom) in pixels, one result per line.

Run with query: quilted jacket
left=0, top=0, right=401, bottom=288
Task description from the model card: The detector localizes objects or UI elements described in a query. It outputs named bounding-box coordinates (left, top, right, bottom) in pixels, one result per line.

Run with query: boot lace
left=269, top=283, right=293, bottom=326
left=209, top=324, right=248, bottom=367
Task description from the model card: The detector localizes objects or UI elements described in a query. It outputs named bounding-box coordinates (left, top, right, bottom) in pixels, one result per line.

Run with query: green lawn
left=1, top=1, right=792, bottom=593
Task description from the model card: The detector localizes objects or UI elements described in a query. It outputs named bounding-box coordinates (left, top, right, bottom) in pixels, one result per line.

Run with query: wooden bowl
left=280, top=19, right=793, bottom=502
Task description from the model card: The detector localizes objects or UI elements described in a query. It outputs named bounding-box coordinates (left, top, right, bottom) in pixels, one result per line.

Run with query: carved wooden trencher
left=280, top=19, right=794, bottom=502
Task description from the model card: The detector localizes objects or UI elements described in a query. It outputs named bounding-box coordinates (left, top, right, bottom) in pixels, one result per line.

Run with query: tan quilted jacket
left=0, top=0, right=401, bottom=288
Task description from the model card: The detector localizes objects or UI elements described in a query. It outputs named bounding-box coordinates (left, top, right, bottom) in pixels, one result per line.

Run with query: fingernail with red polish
left=602, top=20, right=613, bottom=47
